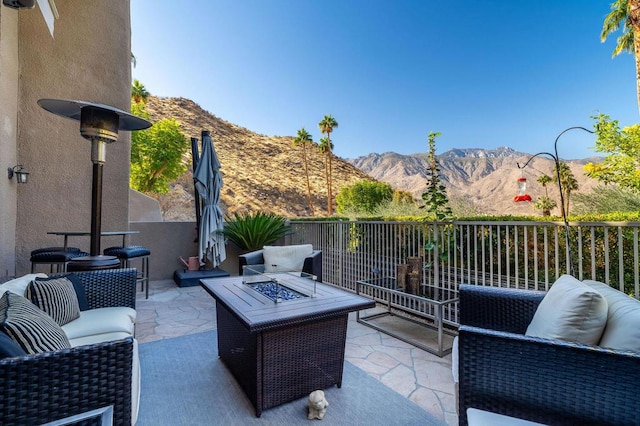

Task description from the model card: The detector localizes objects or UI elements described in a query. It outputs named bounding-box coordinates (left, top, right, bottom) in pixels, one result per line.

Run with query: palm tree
left=535, top=173, right=556, bottom=216
left=293, top=127, right=314, bottom=215
left=553, top=162, right=579, bottom=217
left=601, top=0, right=640, bottom=114
left=132, top=79, right=149, bottom=104
left=318, top=115, right=338, bottom=215
left=318, top=137, right=333, bottom=215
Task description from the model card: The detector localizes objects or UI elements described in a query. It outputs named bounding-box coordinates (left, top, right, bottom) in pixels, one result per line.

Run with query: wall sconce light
left=7, top=165, right=29, bottom=184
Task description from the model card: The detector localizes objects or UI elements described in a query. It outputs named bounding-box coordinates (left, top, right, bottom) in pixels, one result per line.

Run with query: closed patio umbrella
left=194, top=130, right=226, bottom=268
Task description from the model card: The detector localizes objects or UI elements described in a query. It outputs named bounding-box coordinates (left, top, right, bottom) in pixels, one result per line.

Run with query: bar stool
left=103, top=245, right=150, bottom=298
left=30, top=247, right=89, bottom=273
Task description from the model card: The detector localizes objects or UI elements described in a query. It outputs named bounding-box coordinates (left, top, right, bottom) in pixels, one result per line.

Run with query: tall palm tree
left=553, top=162, right=579, bottom=217
left=132, top=79, right=149, bottom=104
left=601, top=0, right=640, bottom=114
left=318, top=115, right=338, bottom=215
left=293, top=127, right=314, bottom=215
left=318, top=137, right=333, bottom=214
left=535, top=174, right=556, bottom=216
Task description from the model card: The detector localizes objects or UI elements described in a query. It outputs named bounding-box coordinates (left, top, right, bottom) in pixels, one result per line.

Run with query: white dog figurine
left=307, top=390, right=329, bottom=420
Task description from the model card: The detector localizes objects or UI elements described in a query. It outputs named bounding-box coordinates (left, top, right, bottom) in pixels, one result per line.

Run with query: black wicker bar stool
left=30, top=247, right=89, bottom=273
left=103, top=245, right=150, bottom=298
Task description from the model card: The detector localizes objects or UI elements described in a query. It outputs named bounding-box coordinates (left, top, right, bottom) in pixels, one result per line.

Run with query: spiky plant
left=220, top=211, right=291, bottom=252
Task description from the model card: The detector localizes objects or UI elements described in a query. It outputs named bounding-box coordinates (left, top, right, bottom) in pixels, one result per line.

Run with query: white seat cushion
left=467, top=408, right=547, bottom=425
left=583, top=280, right=640, bottom=352
left=62, top=307, right=136, bottom=341
left=263, top=244, right=313, bottom=273
left=0, top=273, right=47, bottom=296
left=526, top=274, right=607, bottom=344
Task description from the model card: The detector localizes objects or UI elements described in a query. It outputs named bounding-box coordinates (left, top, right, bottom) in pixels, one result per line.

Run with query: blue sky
left=131, top=0, right=637, bottom=160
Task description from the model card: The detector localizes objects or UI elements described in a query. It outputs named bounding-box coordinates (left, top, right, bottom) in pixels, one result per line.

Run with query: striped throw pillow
left=0, top=292, right=71, bottom=354
left=25, top=277, right=80, bottom=326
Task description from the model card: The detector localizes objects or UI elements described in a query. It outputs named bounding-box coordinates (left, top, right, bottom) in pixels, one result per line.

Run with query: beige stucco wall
left=129, top=221, right=240, bottom=280
left=12, top=1, right=132, bottom=274
left=0, top=6, right=19, bottom=278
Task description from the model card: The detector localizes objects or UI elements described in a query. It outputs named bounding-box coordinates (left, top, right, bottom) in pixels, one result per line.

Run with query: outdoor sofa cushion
left=263, top=244, right=313, bottom=273
left=25, top=277, right=80, bottom=326
left=525, top=274, right=608, bottom=344
left=583, top=279, right=640, bottom=352
left=62, top=306, right=136, bottom=347
left=0, top=329, right=27, bottom=357
left=0, top=273, right=47, bottom=297
left=35, top=274, right=90, bottom=310
left=0, top=291, right=71, bottom=354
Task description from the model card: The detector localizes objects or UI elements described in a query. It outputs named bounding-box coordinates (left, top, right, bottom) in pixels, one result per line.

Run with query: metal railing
left=287, top=220, right=640, bottom=325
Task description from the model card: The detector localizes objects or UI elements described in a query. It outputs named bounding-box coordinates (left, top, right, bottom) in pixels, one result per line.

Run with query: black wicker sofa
left=0, top=268, right=138, bottom=426
left=457, top=281, right=640, bottom=426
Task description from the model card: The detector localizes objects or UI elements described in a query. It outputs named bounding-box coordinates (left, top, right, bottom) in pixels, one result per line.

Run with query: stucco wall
left=0, top=6, right=19, bottom=278
left=129, top=221, right=240, bottom=281
left=14, top=1, right=132, bottom=274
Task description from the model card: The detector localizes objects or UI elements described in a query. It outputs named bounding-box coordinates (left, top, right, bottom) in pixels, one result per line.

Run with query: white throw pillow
left=263, top=244, right=313, bottom=273
left=0, top=273, right=47, bottom=297
left=583, top=279, right=640, bottom=352
left=525, top=274, right=607, bottom=344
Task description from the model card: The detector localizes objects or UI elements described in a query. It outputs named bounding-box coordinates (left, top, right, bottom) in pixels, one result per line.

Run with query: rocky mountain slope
left=145, top=96, right=600, bottom=220
left=144, top=96, right=372, bottom=220
left=347, top=148, right=600, bottom=216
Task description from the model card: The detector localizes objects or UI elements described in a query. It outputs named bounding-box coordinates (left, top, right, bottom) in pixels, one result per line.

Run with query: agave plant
left=220, top=211, right=291, bottom=252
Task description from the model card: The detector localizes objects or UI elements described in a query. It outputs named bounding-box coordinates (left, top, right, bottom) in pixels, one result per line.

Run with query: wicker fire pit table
left=200, top=274, right=374, bottom=417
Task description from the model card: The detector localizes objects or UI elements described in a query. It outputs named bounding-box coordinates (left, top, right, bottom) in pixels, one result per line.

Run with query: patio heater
left=38, top=99, right=152, bottom=270
left=516, top=126, right=594, bottom=276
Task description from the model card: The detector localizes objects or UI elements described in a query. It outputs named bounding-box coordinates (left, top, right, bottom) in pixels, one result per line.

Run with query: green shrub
left=221, top=212, right=291, bottom=252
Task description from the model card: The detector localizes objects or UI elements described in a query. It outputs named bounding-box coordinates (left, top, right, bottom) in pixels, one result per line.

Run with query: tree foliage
left=130, top=102, right=189, bottom=195
left=601, top=0, right=640, bottom=114
left=336, top=180, right=393, bottom=214
left=318, top=115, right=338, bottom=215
left=584, top=114, right=640, bottom=193
left=552, top=161, right=578, bottom=216
left=573, top=184, right=640, bottom=214
left=293, top=127, right=314, bottom=215
left=420, top=132, right=452, bottom=220
left=132, top=79, right=149, bottom=104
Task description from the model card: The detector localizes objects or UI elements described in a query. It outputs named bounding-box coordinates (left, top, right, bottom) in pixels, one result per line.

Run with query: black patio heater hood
left=38, top=99, right=152, bottom=270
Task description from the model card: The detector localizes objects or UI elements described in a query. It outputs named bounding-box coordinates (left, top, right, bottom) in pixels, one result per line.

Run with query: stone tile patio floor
left=136, top=279, right=458, bottom=425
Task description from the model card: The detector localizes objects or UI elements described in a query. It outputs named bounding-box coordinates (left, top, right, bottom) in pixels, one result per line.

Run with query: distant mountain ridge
left=347, top=149, right=599, bottom=216
left=145, top=95, right=599, bottom=219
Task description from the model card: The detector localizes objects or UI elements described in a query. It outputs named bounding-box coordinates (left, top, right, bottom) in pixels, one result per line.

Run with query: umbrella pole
left=191, top=137, right=202, bottom=243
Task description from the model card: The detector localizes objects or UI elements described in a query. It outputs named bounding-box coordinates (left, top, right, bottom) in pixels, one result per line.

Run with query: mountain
left=144, top=96, right=600, bottom=220
left=347, top=149, right=600, bottom=216
left=144, top=96, right=372, bottom=220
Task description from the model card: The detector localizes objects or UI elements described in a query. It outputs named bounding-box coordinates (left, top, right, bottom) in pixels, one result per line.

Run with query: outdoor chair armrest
left=238, top=249, right=265, bottom=274
left=458, top=325, right=640, bottom=426
left=303, top=250, right=323, bottom=283
left=0, top=337, right=134, bottom=426
left=53, top=268, right=137, bottom=310
left=459, top=284, right=544, bottom=334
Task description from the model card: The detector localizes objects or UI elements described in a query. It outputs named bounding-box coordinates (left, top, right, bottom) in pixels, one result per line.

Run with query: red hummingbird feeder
left=514, top=176, right=532, bottom=202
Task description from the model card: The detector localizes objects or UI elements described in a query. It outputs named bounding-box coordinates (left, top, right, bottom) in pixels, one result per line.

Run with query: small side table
left=356, top=277, right=458, bottom=357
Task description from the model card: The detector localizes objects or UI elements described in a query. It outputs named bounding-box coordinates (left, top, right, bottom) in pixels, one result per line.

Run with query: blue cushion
left=104, top=245, right=150, bottom=259
left=37, top=274, right=89, bottom=311
left=0, top=330, right=26, bottom=358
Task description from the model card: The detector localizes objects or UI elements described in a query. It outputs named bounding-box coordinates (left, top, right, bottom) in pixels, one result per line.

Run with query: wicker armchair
left=239, top=249, right=323, bottom=283
left=0, top=268, right=137, bottom=425
left=457, top=284, right=640, bottom=426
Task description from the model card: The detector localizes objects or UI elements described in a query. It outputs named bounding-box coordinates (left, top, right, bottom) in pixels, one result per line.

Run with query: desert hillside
left=145, top=96, right=599, bottom=220
left=144, top=96, right=372, bottom=220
